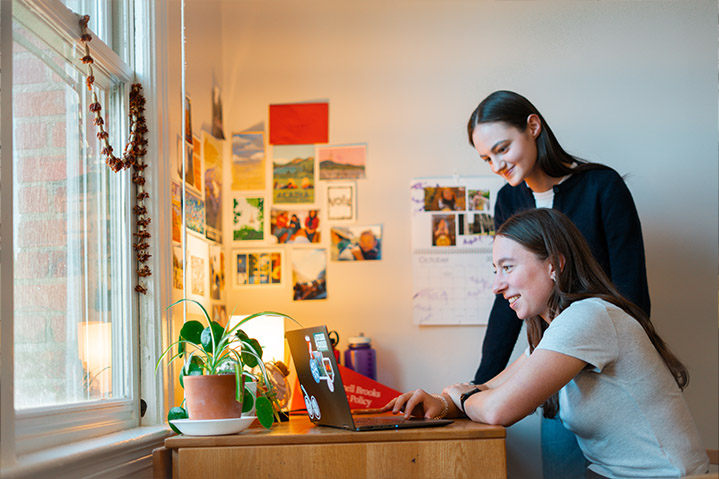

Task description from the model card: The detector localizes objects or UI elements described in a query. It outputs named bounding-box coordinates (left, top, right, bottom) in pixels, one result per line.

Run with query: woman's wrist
left=460, top=387, right=483, bottom=414
left=432, top=394, right=449, bottom=419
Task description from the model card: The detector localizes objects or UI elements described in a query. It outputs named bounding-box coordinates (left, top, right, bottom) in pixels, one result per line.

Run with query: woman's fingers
left=402, top=389, right=430, bottom=419
left=379, top=397, right=396, bottom=412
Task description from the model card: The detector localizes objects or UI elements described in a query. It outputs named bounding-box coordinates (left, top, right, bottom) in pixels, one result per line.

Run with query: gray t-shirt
left=535, top=297, right=709, bottom=478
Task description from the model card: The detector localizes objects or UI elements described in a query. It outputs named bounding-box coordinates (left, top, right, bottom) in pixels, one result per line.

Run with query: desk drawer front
left=175, top=438, right=506, bottom=479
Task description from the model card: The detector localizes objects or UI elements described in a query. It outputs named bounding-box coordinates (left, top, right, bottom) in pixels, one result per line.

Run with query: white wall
left=182, top=0, right=717, bottom=475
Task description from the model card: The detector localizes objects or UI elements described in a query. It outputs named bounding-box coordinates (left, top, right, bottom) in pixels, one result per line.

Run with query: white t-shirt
left=529, top=172, right=572, bottom=208
left=535, top=298, right=709, bottom=478
left=532, top=188, right=554, bottom=208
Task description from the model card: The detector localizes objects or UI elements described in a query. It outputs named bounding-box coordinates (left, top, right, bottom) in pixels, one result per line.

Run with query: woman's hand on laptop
left=381, top=389, right=453, bottom=419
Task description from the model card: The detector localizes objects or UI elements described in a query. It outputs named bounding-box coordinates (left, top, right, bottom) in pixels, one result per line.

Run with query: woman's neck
left=525, top=163, right=575, bottom=192
left=525, top=173, right=563, bottom=193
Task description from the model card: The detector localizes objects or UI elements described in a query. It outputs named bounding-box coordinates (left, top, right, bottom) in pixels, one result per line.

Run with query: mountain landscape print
left=318, top=144, right=366, bottom=180
left=272, top=144, right=315, bottom=204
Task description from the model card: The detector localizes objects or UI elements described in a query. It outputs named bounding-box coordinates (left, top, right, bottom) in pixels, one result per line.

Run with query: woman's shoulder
left=571, top=162, right=618, bottom=178
left=572, top=164, right=626, bottom=186
left=562, top=297, right=614, bottom=316
left=563, top=165, right=631, bottom=199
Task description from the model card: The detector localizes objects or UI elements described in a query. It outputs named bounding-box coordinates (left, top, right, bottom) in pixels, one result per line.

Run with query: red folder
left=290, top=364, right=401, bottom=412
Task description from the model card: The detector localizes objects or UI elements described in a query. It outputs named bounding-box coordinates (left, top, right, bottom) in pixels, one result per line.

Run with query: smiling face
left=492, top=235, right=556, bottom=322
left=471, top=117, right=548, bottom=191
left=358, top=231, right=377, bottom=252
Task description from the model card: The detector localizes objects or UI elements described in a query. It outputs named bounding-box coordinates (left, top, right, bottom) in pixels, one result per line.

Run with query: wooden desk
left=157, top=416, right=506, bottom=479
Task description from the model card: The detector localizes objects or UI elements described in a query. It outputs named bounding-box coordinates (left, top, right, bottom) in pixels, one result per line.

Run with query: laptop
left=285, top=325, right=453, bottom=431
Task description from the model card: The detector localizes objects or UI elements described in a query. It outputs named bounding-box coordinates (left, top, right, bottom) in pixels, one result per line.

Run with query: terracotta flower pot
left=184, top=374, right=244, bottom=420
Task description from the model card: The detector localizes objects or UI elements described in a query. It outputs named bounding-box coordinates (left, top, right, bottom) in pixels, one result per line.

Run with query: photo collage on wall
left=227, top=101, right=382, bottom=301
left=171, top=96, right=383, bottom=307
left=421, top=185, right=495, bottom=247
left=171, top=90, right=227, bottom=325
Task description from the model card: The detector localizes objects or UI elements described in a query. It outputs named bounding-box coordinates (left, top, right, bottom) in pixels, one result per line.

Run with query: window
left=3, top=0, right=139, bottom=456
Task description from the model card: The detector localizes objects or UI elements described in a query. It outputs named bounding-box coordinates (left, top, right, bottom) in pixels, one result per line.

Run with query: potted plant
left=155, top=298, right=297, bottom=432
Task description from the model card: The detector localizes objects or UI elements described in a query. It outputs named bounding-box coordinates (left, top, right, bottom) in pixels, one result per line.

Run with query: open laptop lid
left=286, top=325, right=357, bottom=429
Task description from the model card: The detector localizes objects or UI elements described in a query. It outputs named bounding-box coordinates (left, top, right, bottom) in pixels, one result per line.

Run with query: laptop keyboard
left=352, top=416, right=413, bottom=426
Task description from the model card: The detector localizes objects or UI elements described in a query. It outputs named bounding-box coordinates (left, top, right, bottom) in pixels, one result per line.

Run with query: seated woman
left=383, top=208, right=710, bottom=479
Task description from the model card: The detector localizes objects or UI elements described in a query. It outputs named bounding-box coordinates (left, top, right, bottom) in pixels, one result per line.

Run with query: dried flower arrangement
left=79, top=15, right=152, bottom=295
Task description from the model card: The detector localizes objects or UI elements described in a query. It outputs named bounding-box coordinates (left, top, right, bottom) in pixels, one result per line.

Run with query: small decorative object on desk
left=155, top=298, right=300, bottom=433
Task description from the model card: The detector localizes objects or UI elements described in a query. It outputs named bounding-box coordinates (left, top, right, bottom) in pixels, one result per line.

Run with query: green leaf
left=201, top=321, right=225, bottom=354
left=242, top=386, right=255, bottom=413
left=179, top=358, right=203, bottom=388
left=168, top=406, right=188, bottom=434
left=242, top=338, right=262, bottom=368
left=255, top=396, right=274, bottom=429
left=180, top=320, right=204, bottom=345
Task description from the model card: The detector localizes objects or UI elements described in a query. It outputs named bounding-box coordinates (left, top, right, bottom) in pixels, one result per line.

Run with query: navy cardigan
left=473, top=166, right=651, bottom=384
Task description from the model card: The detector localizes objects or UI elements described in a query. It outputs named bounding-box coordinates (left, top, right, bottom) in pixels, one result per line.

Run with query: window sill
left=1, top=426, right=172, bottom=479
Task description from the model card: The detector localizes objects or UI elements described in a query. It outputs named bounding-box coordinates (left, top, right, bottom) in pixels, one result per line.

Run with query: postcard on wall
left=209, top=244, right=224, bottom=300
left=231, top=130, right=266, bottom=191
left=291, top=248, right=327, bottom=301
left=192, top=135, right=203, bottom=194
left=326, top=182, right=356, bottom=222
left=272, top=144, right=315, bottom=204
left=233, top=249, right=283, bottom=287
left=270, top=207, right=320, bottom=244
left=173, top=135, right=183, bottom=183
left=185, top=95, right=193, bottom=144
left=185, top=190, right=205, bottom=236
left=172, top=243, right=183, bottom=290
left=171, top=181, right=182, bottom=243
left=203, top=132, right=223, bottom=243
left=431, top=214, right=456, bottom=246
left=212, top=85, right=225, bottom=140
left=330, top=225, right=382, bottom=261
left=423, top=186, right=467, bottom=212
left=187, top=234, right=209, bottom=300
left=269, top=102, right=328, bottom=145
left=317, top=144, right=366, bottom=180
left=184, top=140, right=196, bottom=189
left=232, top=195, right=264, bottom=242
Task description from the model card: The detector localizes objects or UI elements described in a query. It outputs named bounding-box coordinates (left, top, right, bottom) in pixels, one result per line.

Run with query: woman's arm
left=442, top=352, right=528, bottom=408
left=462, top=349, right=586, bottom=426
left=599, top=171, right=651, bottom=316
left=483, top=349, right=528, bottom=389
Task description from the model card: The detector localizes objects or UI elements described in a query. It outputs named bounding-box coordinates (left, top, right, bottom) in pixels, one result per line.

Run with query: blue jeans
left=541, top=415, right=589, bottom=479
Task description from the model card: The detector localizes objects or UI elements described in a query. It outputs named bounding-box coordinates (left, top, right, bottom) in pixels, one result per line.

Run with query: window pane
left=59, top=0, right=110, bottom=51
left=12, top=15, right=130, bottom=410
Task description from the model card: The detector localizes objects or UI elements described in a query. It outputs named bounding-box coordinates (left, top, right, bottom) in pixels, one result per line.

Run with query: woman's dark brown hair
left=496, top=208, right=688, bottom=418
left=467, top=90, right=606, bottom=178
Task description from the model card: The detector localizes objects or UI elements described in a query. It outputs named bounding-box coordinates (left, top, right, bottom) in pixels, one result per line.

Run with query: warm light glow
left=229, top=314, right=285, bottom=363
left=78, top=321, right=112, bottom=396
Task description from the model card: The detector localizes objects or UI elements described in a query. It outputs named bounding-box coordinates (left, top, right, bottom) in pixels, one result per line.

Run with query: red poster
left=269, top=102, right=329, bottom=145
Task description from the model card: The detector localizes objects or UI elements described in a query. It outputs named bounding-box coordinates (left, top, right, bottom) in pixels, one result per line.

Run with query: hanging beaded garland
left=79, top=15, right=151, bottom=295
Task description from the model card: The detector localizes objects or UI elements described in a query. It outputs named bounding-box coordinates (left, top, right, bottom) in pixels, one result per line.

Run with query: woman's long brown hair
left=497, top=208, right=688, bottom=418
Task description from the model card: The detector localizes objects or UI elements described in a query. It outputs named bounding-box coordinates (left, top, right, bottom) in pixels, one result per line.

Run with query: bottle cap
left=347, top=332, right=371, bottom=345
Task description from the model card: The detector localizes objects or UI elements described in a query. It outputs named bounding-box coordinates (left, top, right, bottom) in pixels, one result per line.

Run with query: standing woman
left=467, top=91, right=651, bottom=477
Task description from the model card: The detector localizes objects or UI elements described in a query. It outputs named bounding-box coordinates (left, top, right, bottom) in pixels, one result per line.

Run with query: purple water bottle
left=344, top=333, right=376, bottom=380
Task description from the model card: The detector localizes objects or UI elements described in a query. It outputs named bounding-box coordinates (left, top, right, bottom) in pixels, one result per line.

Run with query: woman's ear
left=548, top=255, right=566, bottom=282
left=526, top=114, right=542, bottom=138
